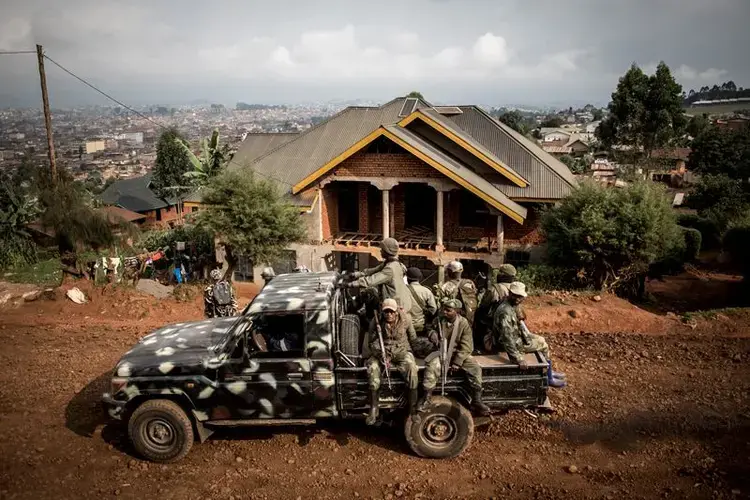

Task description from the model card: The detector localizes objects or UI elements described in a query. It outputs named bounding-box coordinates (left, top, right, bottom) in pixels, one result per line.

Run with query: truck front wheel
left=128, top=399, right=194, bottom=463
left=404, top=396, right=474, bottom=459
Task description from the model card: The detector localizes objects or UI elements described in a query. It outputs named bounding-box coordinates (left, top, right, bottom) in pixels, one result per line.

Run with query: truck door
left=222, top=312, right=314, bottom=419
left=306, top=308, right=338, bottom=418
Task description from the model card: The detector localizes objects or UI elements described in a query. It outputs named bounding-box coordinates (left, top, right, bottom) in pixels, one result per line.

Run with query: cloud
left=674, top=65, right=728, bottom=82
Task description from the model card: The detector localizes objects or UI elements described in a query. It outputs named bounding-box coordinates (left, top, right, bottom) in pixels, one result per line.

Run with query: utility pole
left=36, top=44, right=57, bottom=182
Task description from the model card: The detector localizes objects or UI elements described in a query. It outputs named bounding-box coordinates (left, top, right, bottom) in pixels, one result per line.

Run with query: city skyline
left=1, top=0, right=749, bottom=108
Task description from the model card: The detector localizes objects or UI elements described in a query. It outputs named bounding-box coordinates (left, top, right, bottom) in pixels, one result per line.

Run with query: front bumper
left=102, top=393, right=127, bottom=420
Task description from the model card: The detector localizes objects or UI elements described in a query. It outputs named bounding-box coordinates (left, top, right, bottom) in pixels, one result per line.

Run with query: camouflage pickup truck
left=102, top=271, right=550, bottom=463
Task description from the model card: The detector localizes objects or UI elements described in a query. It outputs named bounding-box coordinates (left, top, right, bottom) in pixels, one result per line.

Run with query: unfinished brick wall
left=333, top=152, right=443, bottom=178
left=321, top=188, right=337, bottom=240
left=444, top=191, right=493, bottom=242
left=504, top=205, right=545, bottom=245
left=358, top=184, right=368, bottom=233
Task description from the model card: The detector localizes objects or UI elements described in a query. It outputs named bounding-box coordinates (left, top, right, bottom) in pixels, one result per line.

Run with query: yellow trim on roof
left=398, top=111, right=528, bottom=188
left=380, top=128, right=525, bottom=224
left=292, top=127, right=385, bottom=194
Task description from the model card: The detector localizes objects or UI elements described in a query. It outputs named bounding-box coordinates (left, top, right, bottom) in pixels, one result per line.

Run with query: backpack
left=457, top=279, right=478, bottom=324
left=212, top=280, right=233, bottom=306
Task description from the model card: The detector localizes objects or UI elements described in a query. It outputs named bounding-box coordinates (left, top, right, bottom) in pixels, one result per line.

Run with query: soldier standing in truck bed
left=365, top=298, right=419, bottom=425
left=474, top=264, right=517, bottom=352
left=436, top=261, right=478, bottom=324
left=405, top=267, right=437, bottom=333
left=347, top=238, right=413, bottom=313
left=418, top=299, right=490, bottom=416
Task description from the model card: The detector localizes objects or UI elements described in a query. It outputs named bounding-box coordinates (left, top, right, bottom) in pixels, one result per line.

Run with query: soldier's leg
left=418, top=356, right=442, bottom=412
left=459, top=356, right=490, bottom=415
left=365, top=357, right=382, bottom=425
left=392, top=351, right=419, bottom=413
left=523, top=332, right=550, bottom=359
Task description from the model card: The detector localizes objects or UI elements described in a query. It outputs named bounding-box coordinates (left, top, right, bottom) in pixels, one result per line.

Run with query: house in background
left=649, top=148, right=695, bottom=187
left=539, top=128, right=592, bottom=158
left=227, top=96, right=577, bottom=285
left=100, top=173, right=182, bottom=227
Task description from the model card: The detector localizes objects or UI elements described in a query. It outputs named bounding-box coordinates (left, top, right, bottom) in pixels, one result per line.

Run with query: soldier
left=405, top=267, right=437, bottom=333
left=260, top=267, right=275, bottom=288
left=487, top=282, right=566, bottom=388
left=365, top=298, right=419, bottom=425
left=436, top=261, right=478, bottom=324
left=348, top=238, right=413, bottom=313
left=418, top=299, right=490, bottom=416
left=474, top=264, right=517, bottom=352
left=204, top=269, right=238, bottom=318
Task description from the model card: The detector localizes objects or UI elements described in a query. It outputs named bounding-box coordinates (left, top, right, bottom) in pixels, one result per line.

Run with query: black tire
left=128, top=399, right=194, bottom=463
left=339, top=314, right=361, bottom=357
left=404, top=396, right=474, bottom=459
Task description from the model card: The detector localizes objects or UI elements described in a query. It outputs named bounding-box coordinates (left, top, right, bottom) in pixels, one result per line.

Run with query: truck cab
left=102, top=271, right=551, bottom=463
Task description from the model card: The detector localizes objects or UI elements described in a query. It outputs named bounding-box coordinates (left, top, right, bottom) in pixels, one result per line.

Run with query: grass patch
left=2, top=258, right=62, bottom=286
left=680, top=307, right=747, bottom=323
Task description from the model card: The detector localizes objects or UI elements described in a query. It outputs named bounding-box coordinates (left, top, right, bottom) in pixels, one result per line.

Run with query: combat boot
left=408, top=388, right=419, bottom=415
left=365, top=389, right=380, bottom=425
left=549, top=360, right=566, bottom=380
left=547, top=361, right=566, bottom=388
left=417, top=388, right=433, bottom=413
left=471, top=387, right=491, bottom=416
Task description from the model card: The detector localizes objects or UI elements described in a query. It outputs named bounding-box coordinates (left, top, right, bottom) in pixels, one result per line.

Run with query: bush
left=686, top=174, right=749, bottom=231
left=676, top=213, right=721, bottom=249
left=514, top=264, right=574, bottom=293
left=680, top=226, right=702, bottom=262
left=723, top=224, right=750, bottom=279
left=542, top=180, right=683, bottom=291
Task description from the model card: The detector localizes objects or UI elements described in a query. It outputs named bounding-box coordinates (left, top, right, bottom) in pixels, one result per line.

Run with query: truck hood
left=114, top=317, right=241, bottom=377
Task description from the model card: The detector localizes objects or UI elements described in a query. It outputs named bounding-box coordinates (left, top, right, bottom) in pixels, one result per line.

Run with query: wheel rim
left=421, top=414, right=457, bottom=446
left=142, top=417, right=176, bottom=451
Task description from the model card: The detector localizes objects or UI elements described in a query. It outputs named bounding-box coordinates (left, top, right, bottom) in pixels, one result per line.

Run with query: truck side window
left=252, top=313, right=305, bottom=358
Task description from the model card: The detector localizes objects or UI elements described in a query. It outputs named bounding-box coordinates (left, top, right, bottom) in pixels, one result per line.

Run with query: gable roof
left=100, top=173, right=173, bottom=212
left=231, top=133, right=298, bottom=169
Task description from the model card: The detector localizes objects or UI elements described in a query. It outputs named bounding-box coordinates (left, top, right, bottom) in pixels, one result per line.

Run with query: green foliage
left=406, top=91, right=424, bottom=99
left=686, top=174, right=749, bottom=230
left=686, top=114, right=710, bottom=138
left=497, top=110, right=526, bottom=134
left=542, top=180, right=683, bottom=291
left=676, top=213, right=721, bottom=249
left=722, top=224, right=750, bottom=279
left=152, top=128, right=193, bottom=200
left=3, top=258, right=62, bottom=286
left=540, top=116, right=564, bottom=128
left=687, top=125, right=750, bottom=181
left=680, top=226, right=702, bottom=261
left=180, top=129, right=230, bottom=188
left=0, top=181, right=40, bottom=269
left=196, top=171, right=306, bottom=275
left=140, top=224, right=215, bottom=258
left=592, top=108, right=604, bottom=121
left=514, top=265, right=573, bottom=293
left=597, top=62, right=686, bottom=157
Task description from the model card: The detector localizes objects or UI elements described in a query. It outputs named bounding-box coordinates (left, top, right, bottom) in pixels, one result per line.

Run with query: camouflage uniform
left=422, top=314, right=482, bottom=391
left=356, top=259, right=413, bottom=313
left=406, top=281, right=438, bottom=332
left=203, top=282, right=239, bottom=318
left=366, top=310, right=419, bottom=391
left=436, top=278, right=478, bottom=324
left=488, top=301, right=550, bottom=361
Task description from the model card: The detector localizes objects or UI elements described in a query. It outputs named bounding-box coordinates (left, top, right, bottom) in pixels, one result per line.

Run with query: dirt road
left=0, top=289, right=748, bottom=499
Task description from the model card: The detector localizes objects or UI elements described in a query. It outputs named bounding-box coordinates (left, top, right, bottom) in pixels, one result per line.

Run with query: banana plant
left=179, top=129, right=229, bottom=187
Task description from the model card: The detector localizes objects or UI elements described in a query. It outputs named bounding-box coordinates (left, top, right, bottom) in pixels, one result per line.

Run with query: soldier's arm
left=357, top=265, right=394, bottom=288
left=360, top=262, right=385, bottom=277
left=367, top=320, right=382, bottom=357
left=451, top=321, right=474, bottom=367
left=494, top=308, right=524, bottom=362
left=406, top=317, right=418, bottom=347
left=424, top=289, right=438, bottom=316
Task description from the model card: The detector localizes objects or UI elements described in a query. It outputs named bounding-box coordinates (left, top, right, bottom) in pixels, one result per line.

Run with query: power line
left=42, top=53, right=296, bottom=188
left=0, top=50, right=36, bottom=55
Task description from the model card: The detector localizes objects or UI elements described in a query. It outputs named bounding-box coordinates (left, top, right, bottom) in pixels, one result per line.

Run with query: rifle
left=373, top=313, right=392, bottom=390
left=520, top=320, right=532, bottom=345
left=438, top=320, right=447, bottom=396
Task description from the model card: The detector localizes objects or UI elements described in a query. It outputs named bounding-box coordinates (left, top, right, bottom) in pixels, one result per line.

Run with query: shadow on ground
left=64, top=370, right=111, bottom=437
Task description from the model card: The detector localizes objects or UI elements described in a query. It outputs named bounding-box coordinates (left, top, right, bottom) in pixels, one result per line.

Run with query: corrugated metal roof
left=246, top=98, right=406, bottom=191
left=543, top=146, right=572, bottom=154
left=446, top=107, right=577, bottom=200
left=230, top=133, right=298, bottom=170
left=100, top=173, right=171, bottom=212
left=385, top=126, right=527, bottom=220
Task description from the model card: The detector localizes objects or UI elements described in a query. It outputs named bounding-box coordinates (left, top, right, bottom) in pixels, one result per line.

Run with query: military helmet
left=210, top=269, right=223, bottom=280
left=446, top=260, right=463, bottom=273
left=380, top=237, right=400, bottom=256
left=442, top=298, right=463, bottom=310
left=496, top=264, right=517, bottom=279
left=261, top=267, right=275, bottom=279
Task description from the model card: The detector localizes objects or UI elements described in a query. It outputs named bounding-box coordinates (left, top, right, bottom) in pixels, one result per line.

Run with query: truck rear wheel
left=339, top=314, right=362, bottom=357
left=404, top=396, right=474, bottom=459
left=128, top=399, right=193, bottom=463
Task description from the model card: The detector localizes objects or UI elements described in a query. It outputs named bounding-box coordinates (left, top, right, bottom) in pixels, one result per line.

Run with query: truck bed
left=335, top=352, right=548, bottom=416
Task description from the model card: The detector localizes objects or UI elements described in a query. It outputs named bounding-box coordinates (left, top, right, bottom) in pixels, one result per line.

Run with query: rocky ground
left=0, top=275, right=748, bottom=500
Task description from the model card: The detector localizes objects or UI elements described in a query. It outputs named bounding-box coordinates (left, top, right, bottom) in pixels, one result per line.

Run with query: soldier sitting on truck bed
left=365, top=298, right=419, bottom=425
left=486, top=282, right=566, bottom=388
left=418, top=299, right=490, bottom=416
left=347, top=238, right=413, bottom=314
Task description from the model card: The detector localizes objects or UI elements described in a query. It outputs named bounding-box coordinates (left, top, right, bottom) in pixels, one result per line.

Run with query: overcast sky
left=1, top=0, right=748, bottom=108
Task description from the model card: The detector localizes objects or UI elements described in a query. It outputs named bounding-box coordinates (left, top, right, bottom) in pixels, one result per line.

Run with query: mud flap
left=191, top=410, right=214, bottom=443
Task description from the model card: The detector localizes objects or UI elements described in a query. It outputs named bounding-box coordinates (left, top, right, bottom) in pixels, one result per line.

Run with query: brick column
left=382, top=189, right=390, bottom=239
left=496, top=214, right=504, bottom=260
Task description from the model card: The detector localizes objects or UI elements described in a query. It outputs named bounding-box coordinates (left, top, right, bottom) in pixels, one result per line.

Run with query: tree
left=686, top=114, right=710, bottom=138
left=152, top=128, right=193, bottom=201
left=0, top=180, right=39, bottom=269
left=179, top=129, right=230, bottom=188
left=686, top=174, right=749, bottom=230
left=541, top=116, right=564, bottom=128
left=196, top=171, right=305, bottom=280
left=406, top=91, right=424, bottom=99
left=592, top=108, right=604, bottom=121
left=687, top=125, right=750, bottom=181
left=542, top=181, right=683, bottom=291
left=597, top=62, right=686, bottom=162
left=497, top=110, right=525, bottom=134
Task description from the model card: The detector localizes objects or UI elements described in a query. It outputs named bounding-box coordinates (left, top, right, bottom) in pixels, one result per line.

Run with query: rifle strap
left=445, top=320, right=461, bottom=367
left=408, top=284, right=426, bottom=310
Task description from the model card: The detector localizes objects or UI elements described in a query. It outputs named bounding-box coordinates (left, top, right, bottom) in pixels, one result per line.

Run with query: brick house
left=100, top=173, right=183, bottom=227
left=229, top=97, right=577, bottom=285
